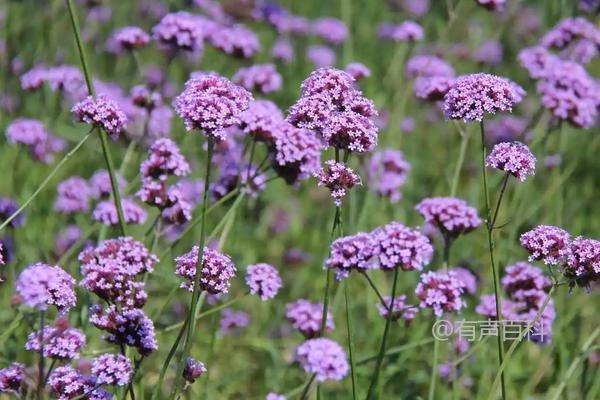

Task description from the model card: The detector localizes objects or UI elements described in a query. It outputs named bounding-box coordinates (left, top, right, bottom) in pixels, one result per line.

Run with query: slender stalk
left=151, top=318, right=188, bottom=400
left=65, top=0, right=128, bottom=236
left=450, top=123, right=470, bottom=197
left=344, top=281, right=357, bottom=400
left=171, top=138, right=215, bottom=399
left=0, top=131, right=92, bottom=232
left=366, top=268, right=400, bottom=399
left=428, top=337, right=440, bottom=400
left=357, top=338, right=435, bottom=365
left=299, top=373, right=317, bottom=400
left=491, top=173, right=510, bottom=228
left=37, top=310, right=45, bottom=400
left=551, top=326, right=600, bottom=400
left=480, top=121, right=507, bottom=400
left=361, top=272, right=388, bottom=311
left=43, top=359, right=57, bottom=386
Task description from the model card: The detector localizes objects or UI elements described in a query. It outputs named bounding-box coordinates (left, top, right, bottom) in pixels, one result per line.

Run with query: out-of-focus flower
left=296, top=338, right=349, bottom=382
left=415, top=271, right=466, bottom=316
left=375, top=295, right=418, bottom=323
left=16, top=263, right=76, bottom=313
left=266, top=393, right=287, bottom=400
left=286, top=299, right=334, bottom=337
left=271, top=122, right=321, bottom=184
left=485, top=116, right=527, bottom=145
left=312, top=18, right=348, bottom=44
left=246, top=263, right=282, bottom=300
left=141, top=138, right=190, bottom=178
left=91, top=354, right=133, bottom=386
left=316, top=161, right=361, bottom=206
left=72, top=95, right=128, bottom=136
left=152, top=12, right=205, bottom=52
left=55, top=176, right=91, bottom=214
left=325, top=232, right=377, bottom=280
left=449, top=267, right=478, bottom=295
left=0, top=363, right=25, bottom=395
left=54, top=225, right=83, bottom=257
left=89, top=170, right=127, bottom=200
left=233, top=64, right=282, bottom=94
left=208, top=24, right=261, bottom=58
left=272, top=38, right=294, bottom=63
left=541, top=17, right=600, bottom=64
left=476, top=0, right=506, bottom=11
left=378, top=21, right=424, bottom=42
left=372, top=222, right=433, bottom=271
left=175, top=246, right=236, bottom=294
left=345, top=62, right=371, bottom=81
left=239, top=100, right=284, bottom=143
left=0, top=198, right=24, bottom=228
left=183, top=358, right=207, bottom=383
left=414, top=76, right=455, bottom=101
left=25, top=323, right=86, bottom=361
left=92, top=198, right=148, bottom=226
left=474, top=40, right=503, bottom=65
left=565, top=236, right=600, bottom=287
left=307, top=45, right=336, bottom=68
left=405, top=55, right=454, bottom=79
left=367, top=149, right=411, bottom=203
left=486, top=141, right=536, bottom=181
left=108, top=26, right=150, bottom=53
left=219, top=308, right=250, bottom=336
left=415, top=197, right=481, bottom=239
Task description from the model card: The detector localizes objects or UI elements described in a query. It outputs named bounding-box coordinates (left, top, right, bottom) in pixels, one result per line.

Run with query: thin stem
left=344, top=281, right=357, bottom=400
left=43, top=359, right=57, bottom=386
left=491, top=173, right=510, bottom=228
left=428, top=335, right=440, bottom=400
left=65, top=0, right=127, bottom=236
left=151, top=318, right=188, bottom=400
left=366, top=268, right=400, bottom=400
left=361, top=272, right=388, bottom=311
left=171, top=138, right=215, bottom=399
left=357, top=338, right=435, bottom=365
left=37, top=310, right=45, bottom=400
left=450, top=123, right=470, bottom=197
left=0, top=131, right=92, bottom=232
left=480, top=121, right=507, bottom=400
left=299, top=374, right=317, bottom=400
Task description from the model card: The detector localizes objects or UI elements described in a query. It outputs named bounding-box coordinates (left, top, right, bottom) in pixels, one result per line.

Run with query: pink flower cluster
left=175, top=245, right=237, bottom=294
left=315, top=160, right=361, bottom=206
left=415, top=197, right=482, bottom=238
left=286, top=299, right=334, bottom=338
left=415, top=271, right=466, bottom=316
left=296, top=338, right=349, bottom=382
left=367, top=149, right=411, bottom=203
left=71, top=95, right=128, bottom=136
left=245, top=263, right=283, bottom=300
left=486, top=141, right=536, bottom=182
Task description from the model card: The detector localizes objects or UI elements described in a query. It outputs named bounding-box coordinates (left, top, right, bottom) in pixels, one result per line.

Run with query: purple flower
left=415, top=197, right=482, bottom=238
left=0, top=363, right=25, bottom=395
left=405, top=55, right=454, bottom=79
left=325, top=232, right=377, bottom=280
left=519, top=225, right=572, bottom=265
left=89, top=170, right=127, bottom=199
left=173, top=74, right=252, bottom=140
left=443, top=73, right=525, bottom=123
left=474, top=40, right=503, bottom=65
left=161, top=187, right=193, bottom=225
left=16, top=263, right=76, bottom=313
left=502, top=261, right=552, bottom=302
left=71, top=95, right=128, bottom=136
left=312, top=18, right=348, bottom=44
left=271, top=122, right=321, bottom=184
left=25, top=322, right=86, bottom=360
left=0, top=197, right=24, bottom=228
left=415, top=271, right=466, bottom=316
left=449, top=267, right=478, bottom=295
left=93, top=198, right=148, bottom=226
left=541, top=17, right=600, bottom=64
left=208, top=24, right=261, bottom=58
left=175, top=246, right=236, bottom=294
left=238, top=100, right=284, bottom=143
left=54, top=225, right=83, bottom=257
left=55, top=176, right=91, bottom=214
left=518, top=46, right=554, bottom=79
left=565, top=236, right=600, bottom=287
left=379, top=21, right=424, bottom=42
left=48, top=365, right=110, bottom=400
left=246, top=263, right=282, bottom=300
left=367, top=149, right=411, bottom=203
left=475, top=294, right=515, bottom=319
left=45, top=65, right=84, bottom=93
left=152, top=12, right=205, bottom=52
left=286, top=299, right=334, bottom=338
left=376, top=295, right=418, bottom=323
left=345, top=62, right=371, bottom=81
left=272, top=38, right=294, bottom=63
left=414, top=76, right=455, bottom=101
left=316, top=161, right=361, bottom=206
left=372, top=222, right=433, bottom=271
left=402, top=0, right=431, bottom=17
left=92, top=354, right=133, bottom=386
left=90, top=305, right=158, bottom=355
left=296, top=338, right=349, bottom=382
left=232, top=64, right=282, bottom=94
left=6, top=118, right=48, bottom=146
left=219, top=308, right=250, bottom=336
left=485, top=116, right=527, bottom=145
left=109, top=26, right=150, bottom=53
left=141, top=138, right=190, bottom=178
left=21, top=66, right=48, bottom=91
left=322, top=111, right=378, bottom=152
left=476, top=0, right=506, bottom=11
left=307, top=45, right=336, bottom=68
left=486, top=141, right=536, bottom=181
left=183, top=358, right=207, bottom=383
left=266, top=393, right=287, bottom=400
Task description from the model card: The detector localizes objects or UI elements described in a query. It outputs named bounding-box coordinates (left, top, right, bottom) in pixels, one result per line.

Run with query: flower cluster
left=312, top=17, right=348, bottom=44
left=71, top=95, right=128, bottom=136
left=25, top=323, right=86, bottom=360
left=315, top=160, right=361, bottom=206
left=246, top=263, right=283, bottom=300
left=54, top=176, right=91, bottom=214
left=208, top=24, right=261, bottom=58
left=288, top=67, right=378, bottom=153
left=376, top=295, right=418, bottom=323
left=183, top=358, right=207, bottom=383
left=5, top=119, right=66, bottom=164
left=367, top=149, right=411, bottom=203
left=541, top=17, right=600, bottom=64
left=415, top=271, right=466, bottom=316
left=93, top=198, right=148, bottom=226
left=415, top=197, right=481, bottom=239
left=486, top=141, right=536, bottom=182
left=0, top=197, right=25, bottom=228
left=296, top=338, right=349, bottom=382
left=219, top=308, right=250, bottom=337
left=520, top=225, right=572, bottom=265
left=372, top=222, right=434, bottom=271
left=0, top=363, right=25, bottom=395
left=152, top=11, right=205, bottom=51
left=20, top=64, right=83, bottom=93
left=271, top=122, right=322, bottom=184
left=345, top=62, right=370, bottom=81
left=48, top=365, right=111, bottom=400
left=233, top=64, right=282, bottom=94
left=378, top=21, right=424, bottom=42
left=238, top=100, right=284, bottom=142
left=16, top=263, right=76, bottom=313
left=91, top=353, right=133, bottom=386
left=325, top=232, right=378, bottom=280
left=175, top=245, right=237, bottom=294
left=89, top=170, right=127, bottom=200
left=286, top=299, right=334, bottom=337
left=108, top=26, right=150, bottom=53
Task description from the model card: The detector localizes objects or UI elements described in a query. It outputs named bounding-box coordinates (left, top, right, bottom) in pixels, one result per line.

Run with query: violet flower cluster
left=286, top=299, right=334, bottom=338
left=175, top=245, right=237, bottom=294
left=415, top=271, right=466, bottom=316
left=367, top=149, right=411, bottom=203
left=232, top=64, right=282, bottom=94
left=315, top=160, right=361, bottom=206
left=415, top=197, right=482, bottom=240
left=20, top=64, right=83, bottom=93
left=296, top=338, right=349, bottom=382
left=486, top=141, right=536, bottom=182
left=5, top=119, right=66, bottom=164
left=245, top=263, right=283, bottom=300
left=16, top=263, right=76, bottom=313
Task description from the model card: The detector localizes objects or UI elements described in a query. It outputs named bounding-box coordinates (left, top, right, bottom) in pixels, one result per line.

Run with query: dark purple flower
left=502, top=261, right=552, bottom=303
left=316, top=161, right=361, bottom=206
left=565, top=236, right=600, bottom=287
left=16, top=263, right=76, bottom=313
left=325, top=232, right=377, bottom=280
left=286, top=299, right=334, bottom=338
left=0, top=197, right=25, bottom=228
left=0, top=363, right=25, bottom=395
left=372, top=222, right=433, bottom=271
left=89, top=170, right=127, bottom=200
left=486, top=141, right=536, bottom=181
left=183, top=357, right=207, bottom=383
left=296, top=338, right=349, bottom=382
left=415, top=271, right=466, bottom=316
left=175, top=246, right=236, bottom=294
left=48, top=365, right=111, bottom=400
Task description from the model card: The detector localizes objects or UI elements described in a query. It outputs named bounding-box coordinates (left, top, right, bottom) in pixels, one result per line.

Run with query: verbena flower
left=345, top=62, right=370, bottom=81
left=175, top=246, right=237, bottom=294
left=0, top=197, right=25, bottom=228
left=486, top=141, right=536, bottom=181
left=449, top=267, right=478, bottom=295
left=378, top=21, right=424, bottom=42
left=415, top=271, right=466, bottom=316
left=375, top=295, right=418, bottom=323
left=92, top=198, right=148, bottom=226
left=25, top=324, right=86, bottom=360
left=306, top=45, right=336, bottom=68
left=541, top=17, right=600, bottom=64
left=485, top=116, right=527, bottom=145
left=325, top=232, right=378, bottom=280
left=0, top=363, right=25, bottom=395
left=272, top=38, right=294, bottom=63
left=72, top=95, right=128, bottom=136
left=520, top=225, right=572, bottom=265
left=89, top=170, right=127, bottom=199
left=91, top=354, right=133, bottom=386
left=152, top=12, right=205, bottom=52
left=372, top=222, right=433, bottom=271
left=405, top=55, right=454, bottom=79
left=565, top=236, right=600, bottom=287
left=141, top=138, right=190, bottom=178
left=45, top=65, right=84, bottom=93
left=108, top=26, right=150, bottom=53
left=414, top=76, right=455, bottom=101
left=415, top=197, right=482, bottom=239
left=271, top=122, right=321, bottom=184
left=48, top=365, right=111, bottom=400
left=312, top=18, right=348, bottom=44
left=315, top=161, right=361, bottom=206
left=219, top=308, right=250, bottom=337
left=208, top=24, right=261, bottom=58
left=238, top=100, right=284, bottom=143
left=474, top=40, right=503, bottom=65
left=246, top=263, right=283, bottom=300
left=286, top=299, right=334, bottom=338
left=296, top=338, right=349, bottom=382
left=443, top=73, right=524, bottom=123
left=55, top=176, right=91, bottom=214
left=502, top=261, right=552, bottom=302
left=367, top=149, right=411, bottom=203
left=476, top=0, right=506, bottom=11
left=16, top=263, right=76, bottom=313
left=233, top=64, right=282, bottom=94
left=183, top=358, right=207, bottom=383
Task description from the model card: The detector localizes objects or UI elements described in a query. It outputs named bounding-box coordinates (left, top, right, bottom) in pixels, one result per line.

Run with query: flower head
left=16, top=263, right=76, bottom=313
left=520, top=225, right=572, bottom=265
left=91, top=354, right=133, bottom=386
left=316, top=161, right=361, bottom=206
left=271, top=122, right=321, bottom=184
left=476, top=0, right=506, bottom=11
left=183, top=358, right=207, bottom=383
left=312, top=18, right=348, bottom=44
left=367, top=149, right=411, bottom=203
left=152, top=12, right=205, bottom=51
left=72, top=95, right=128, bottom=136
left=25, top=324, right=86, bottom=361
left=55, top=176, right=91, bottom=214
left=486, top=141, right=536, bottom=181
left=449, top=267, right=478, bottom=295
left=141, top=138, right=190, bottom=178
left=233, top=64, right=282, bottom=94
left=89, top=170, right=127, bottom=199
left=443, top=73, right=524, bottom=123
left=376, top=295, right=418, bottom=323
left=208, top=25, right=260, bottom=58
left=93, top=198, right=148, bottom=226
left=246, top=263, right=282, bottom=300
left=415, top=271, right=466, bottom=316
left=286, top=299, right=334, bottom=338
left=0, top=197, right=25, bottom=228
left=372, top=222, right=433, bottom=271
left=345, top=62, right=370, bottom=81
left=48, top=365, right=111, bottom=400
left=325, top=232, right=378, bottom=280
left=272, top=38, right=294, bottom=63
left=238, top=100, right=284, bottom=143
left=565, top=236, right=600, bottom=287
left=307, top=45, right=336, bottom=68
left=219, top=308, right=250, bottom=336
left=502, top=261, right=552, bottom=302
left=405, top=55, right=454, bottom=79
left=415, top=197, right=482, bottom=238
left=175, top=246, right=236, bottom=294
left=109, top=26, right=150, bottom=52
left=379, top=21, right=424, bottom=42
left=0, top=363, right=25, bottom=395
left=296, top=338, right=349, bottom=382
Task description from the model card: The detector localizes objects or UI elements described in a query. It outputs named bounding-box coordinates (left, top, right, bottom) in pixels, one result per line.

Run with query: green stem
left=0, top=131, right=92, bottom=231
left=450, top=123, right=470, bottom=197
left=366, top=268, right=400, bottom=400
left=480, top=121, right=507, bottom=400
left=357, top=338, right=435, bottom=365
left=361, top=272, right=388, bottom=311
left=491, top=173, right=510, bottom=228
left=171, top=138, right=215, bottom=399
left=428, top=335, right=440, bottom=400
left=37, top=310, right=45, bottom=400
left=151, top=318, right=188, bottom=400
left=65, top=0, right=127, bottom=236
left=344, top=281, right=357, bottom=400
left=299, top=374, right=317, bottom=400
